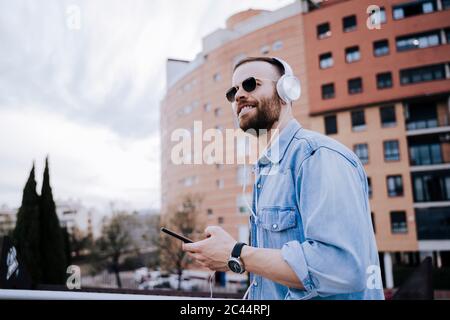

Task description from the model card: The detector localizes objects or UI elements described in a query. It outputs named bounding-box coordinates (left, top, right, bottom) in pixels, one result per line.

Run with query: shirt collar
left=258, top=119, right=302, bottom=166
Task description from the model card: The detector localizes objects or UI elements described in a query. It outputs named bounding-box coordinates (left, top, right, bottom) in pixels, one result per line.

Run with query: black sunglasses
left=226, top=77, right=257, bottom=103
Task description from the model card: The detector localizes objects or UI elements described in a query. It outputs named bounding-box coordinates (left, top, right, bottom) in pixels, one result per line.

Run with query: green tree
left=94, top=213, right=134, bottom=288
left=70, top=226, right=92, bottom=259
left=39, top=157, right=67, bottom=284
left=12, top=163, right=42, bottom=285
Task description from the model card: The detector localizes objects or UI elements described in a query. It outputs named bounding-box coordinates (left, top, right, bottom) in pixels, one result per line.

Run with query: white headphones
left=272, top=57, right=301, bottom=104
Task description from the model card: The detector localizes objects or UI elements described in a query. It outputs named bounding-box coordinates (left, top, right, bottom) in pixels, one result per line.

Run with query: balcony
left=415, top=206, right=450, bottom=241
left=408, top=133, right=450, bottom=171
left=412, top=170, right=450, bottom=206
left=405, top=100, right=450, bottom=136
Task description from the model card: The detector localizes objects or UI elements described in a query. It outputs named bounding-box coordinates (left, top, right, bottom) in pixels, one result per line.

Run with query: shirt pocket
left=258, top=207, right=299, bottom=249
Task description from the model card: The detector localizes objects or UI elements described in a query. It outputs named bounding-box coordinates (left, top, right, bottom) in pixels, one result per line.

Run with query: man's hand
left=182, top=226, right=237, bottom=272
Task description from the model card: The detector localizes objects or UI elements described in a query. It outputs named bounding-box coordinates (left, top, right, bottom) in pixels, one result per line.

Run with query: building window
left=204, top=103, right=211, bottom=112
left=181, top=176, right=198, bottom=187
left=354, top=143, right=369, bottom=164
left=272, top=40, right=283, bottom=51
left=214, top=107, right=223, bottom=117
left=400, top=63, right=446, bottom=85
left=373, top=39, right=389, bottom=56
left=409, top=142, right=442, bottom=166
left=351, top=110, right=366, bottom=131
left=319, top=52, right=333, bottom=69
left=218, top=217, right=224, bottom=225
left=446, top=28, right=450, bottom=43
left=387, top=175, right=404, bottom=197
left=317, top=22, right=331, bottom=39
left=216, top=179, right=224, bottom=189
left=213, top=73, right=222, bottom=82
left=345, top=46, right=360, bottom=63
left=380, top=105, right=397, bottom=127
left=384, top=140, right=400, bottom=161
left=321, top=83, right=335, bottom=99
left=368, top=177, right=373, bottom=198
left=260, top=45, right=270, bottom=55
left=396, top=30, right=441, bottom=51
left=376, top=72, right=393, bottom=89
left=412, top=171, right=450, bottom=202
left=416, top=207, right=450, bottom=240
left=404, top=101, right=439, bottom=130
left=369, top=7, right=387, bottom=25
left=393, top=0, right=437, bottom=20
left=443, top=0, right=450, bottom=9
left=348, top=78, right=363, bottom=94
left=391, top=211, right=408, bottom=234
left=343, top=15, right=357, bottom=32
left=324, top=115, right=338, bottom=135
left=207, top=208, right=213, bottom=216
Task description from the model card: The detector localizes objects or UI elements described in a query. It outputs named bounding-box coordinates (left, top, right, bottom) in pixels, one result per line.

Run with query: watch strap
left=231, top=242, right=246, bottom=258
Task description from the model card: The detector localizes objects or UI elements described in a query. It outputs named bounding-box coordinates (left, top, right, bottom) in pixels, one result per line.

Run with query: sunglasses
left=226, top=77, right=259, bottom=103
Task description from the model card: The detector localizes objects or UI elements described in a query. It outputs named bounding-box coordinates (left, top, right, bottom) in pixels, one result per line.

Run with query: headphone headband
left=272, top=57, right=294, bottom=77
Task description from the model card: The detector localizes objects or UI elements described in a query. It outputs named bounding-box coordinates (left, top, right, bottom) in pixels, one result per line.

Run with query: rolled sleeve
left=281, top=240, right=319, bottom=299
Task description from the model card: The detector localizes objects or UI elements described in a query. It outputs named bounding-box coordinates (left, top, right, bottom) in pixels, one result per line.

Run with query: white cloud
left=0, top=107, right=160, bottom=211
left=0, top=0, right=294, bottom=212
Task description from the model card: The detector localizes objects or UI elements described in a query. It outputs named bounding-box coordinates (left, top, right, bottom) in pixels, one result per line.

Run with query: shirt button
left=272, top=224, right=278, bottom=229
left=257, top=184, right=261, bottom=189
left=254, top=282, right=258, bottom=287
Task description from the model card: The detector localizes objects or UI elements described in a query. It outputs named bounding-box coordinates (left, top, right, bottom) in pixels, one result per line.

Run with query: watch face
left=227, top=260, right=241, bottom=273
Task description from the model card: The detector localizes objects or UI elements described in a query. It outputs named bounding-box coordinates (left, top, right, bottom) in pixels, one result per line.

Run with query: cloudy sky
left=0, top=0, right=294, bottom=214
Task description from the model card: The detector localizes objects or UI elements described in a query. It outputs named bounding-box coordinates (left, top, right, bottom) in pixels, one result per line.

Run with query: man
left=183, top=57, right=384, bottom=300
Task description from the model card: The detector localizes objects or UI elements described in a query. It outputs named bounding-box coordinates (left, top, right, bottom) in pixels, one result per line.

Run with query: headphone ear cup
left=276, top=75, right=301, bottom=103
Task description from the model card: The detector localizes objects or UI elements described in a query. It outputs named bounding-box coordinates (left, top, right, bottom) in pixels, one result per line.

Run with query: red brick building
left=161, top=0, right=450, bottom=288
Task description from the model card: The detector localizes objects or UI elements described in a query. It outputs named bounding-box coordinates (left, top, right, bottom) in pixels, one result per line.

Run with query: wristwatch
left=227, top=242, right=247, bottom=274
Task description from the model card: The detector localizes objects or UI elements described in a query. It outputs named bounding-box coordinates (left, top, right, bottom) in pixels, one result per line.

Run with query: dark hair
left=233, top=56, right=285, bottom=77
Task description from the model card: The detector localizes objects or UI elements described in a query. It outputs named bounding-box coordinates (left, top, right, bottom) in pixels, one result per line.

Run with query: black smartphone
left=160, top=227, right=193, bottom=243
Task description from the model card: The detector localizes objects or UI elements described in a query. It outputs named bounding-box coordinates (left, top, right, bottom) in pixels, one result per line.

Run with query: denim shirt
left=248, top=119, right=384, bottom=300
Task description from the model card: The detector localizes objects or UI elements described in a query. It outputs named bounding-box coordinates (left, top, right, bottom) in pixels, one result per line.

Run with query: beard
left=238, top=91, right=282, bottom=136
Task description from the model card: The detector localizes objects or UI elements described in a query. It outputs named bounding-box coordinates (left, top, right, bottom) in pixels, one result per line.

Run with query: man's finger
left=182, top=242, right=202, bottom=253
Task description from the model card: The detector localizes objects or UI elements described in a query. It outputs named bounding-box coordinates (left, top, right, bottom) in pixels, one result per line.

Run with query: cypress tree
left=12, top=163, right=42, bottom=285
left=39, top=157, right=67, bottom=284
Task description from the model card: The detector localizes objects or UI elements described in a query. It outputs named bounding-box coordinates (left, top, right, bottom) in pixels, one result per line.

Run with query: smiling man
left=182, top=57, right=384, bottom=300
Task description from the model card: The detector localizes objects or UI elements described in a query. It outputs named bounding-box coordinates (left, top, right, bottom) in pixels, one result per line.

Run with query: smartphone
left=160, top=227, right=193, bottom=243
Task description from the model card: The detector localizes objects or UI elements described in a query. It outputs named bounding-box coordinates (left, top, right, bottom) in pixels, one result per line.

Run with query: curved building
left=161, top=0, right=450, bottom=288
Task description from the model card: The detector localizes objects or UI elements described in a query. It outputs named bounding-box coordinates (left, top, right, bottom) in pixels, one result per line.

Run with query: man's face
left=231, top=61, right=282, bottom=134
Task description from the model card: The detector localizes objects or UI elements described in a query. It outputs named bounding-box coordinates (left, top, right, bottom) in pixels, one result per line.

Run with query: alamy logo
left=6, top=247, right=19, bottom=280
left=66, top=265, right=81, bottom=290
left=367, top=5, right=382, bottom=30
left=170, top=121, right=280, bottom=171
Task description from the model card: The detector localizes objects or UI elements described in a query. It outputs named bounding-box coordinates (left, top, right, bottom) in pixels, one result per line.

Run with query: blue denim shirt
left=248, top=119, right=384, bottom=300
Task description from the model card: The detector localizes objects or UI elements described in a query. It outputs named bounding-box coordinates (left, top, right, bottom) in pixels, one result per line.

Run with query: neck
left=257, top=106, right=293, bottom=153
